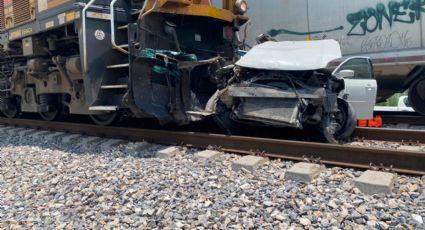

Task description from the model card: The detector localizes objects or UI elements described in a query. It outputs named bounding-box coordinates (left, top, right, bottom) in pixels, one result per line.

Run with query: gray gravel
left=0, top=130, right=424, bottom=229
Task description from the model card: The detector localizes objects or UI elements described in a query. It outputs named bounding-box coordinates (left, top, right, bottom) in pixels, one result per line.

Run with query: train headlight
left=234, top=0, right=248, bottom=15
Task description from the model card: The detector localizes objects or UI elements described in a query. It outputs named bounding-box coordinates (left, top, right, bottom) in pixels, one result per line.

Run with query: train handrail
left=110, top=0, right=129, bottom=54
left=82, top=0, right=97, bottom=73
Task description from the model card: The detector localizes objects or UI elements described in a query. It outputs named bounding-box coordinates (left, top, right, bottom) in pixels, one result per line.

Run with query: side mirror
left=336, top=70, right=355, bottom=78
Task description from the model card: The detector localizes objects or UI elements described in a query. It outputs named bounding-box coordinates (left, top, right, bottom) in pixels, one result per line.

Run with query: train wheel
left=408, top=78, right=425, bottom=115
left=90, top=112, right=119, bottom=126
left=39, top=108, right=64, bottom=121
left=1, top=97, right=20, bottom=118
left=39, top=95, right=65, bottom=121
left=321, top=99, right=356, bottom=144
left=2, top=104, right=19, bottom=118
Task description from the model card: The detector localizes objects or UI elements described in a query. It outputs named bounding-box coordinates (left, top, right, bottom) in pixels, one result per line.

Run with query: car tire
left=321, top=99, right=357, bottom=143
left=335, top=99, right=357, bottom=140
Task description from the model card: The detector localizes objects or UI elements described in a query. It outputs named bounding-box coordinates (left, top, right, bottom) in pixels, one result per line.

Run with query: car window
left=336, top=58, right=372, bottom=79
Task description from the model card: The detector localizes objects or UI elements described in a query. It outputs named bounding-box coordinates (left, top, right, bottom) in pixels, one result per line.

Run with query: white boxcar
left=243, top=0, right=425, bottom=55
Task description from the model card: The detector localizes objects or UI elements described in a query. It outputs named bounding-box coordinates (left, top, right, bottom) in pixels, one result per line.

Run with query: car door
left=333, top=57, right=377, bottom=119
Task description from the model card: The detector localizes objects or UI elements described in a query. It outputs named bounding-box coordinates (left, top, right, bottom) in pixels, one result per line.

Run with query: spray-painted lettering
left=267, top=0, right=425, bottom=38
left=267, top=26, right=344, bottom=37
left=347, top=0, right=425, bottom=36
left=360, top=30, right=412, bottom=52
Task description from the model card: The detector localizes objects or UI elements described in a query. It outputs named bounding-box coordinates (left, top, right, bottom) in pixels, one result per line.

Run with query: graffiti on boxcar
left=267, top=0, right=424, bottom=37
left=267, top=26, right=344, bottom=37
left=360, top=30, right=412, bottom=52
left=347, top=0, right=425, bottom=36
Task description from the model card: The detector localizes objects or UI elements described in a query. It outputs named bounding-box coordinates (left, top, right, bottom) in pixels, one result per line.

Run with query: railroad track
left=0, top=117, right=424, bottom=175
left=354, top=127, right=425, bottom=143
left=380, top=114, right=425, bottom=126
left=375, top=111, right=425, bottom=126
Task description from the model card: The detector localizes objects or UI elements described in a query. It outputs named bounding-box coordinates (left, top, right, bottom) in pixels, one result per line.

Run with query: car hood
left=236, top=39, right=342, bottom=71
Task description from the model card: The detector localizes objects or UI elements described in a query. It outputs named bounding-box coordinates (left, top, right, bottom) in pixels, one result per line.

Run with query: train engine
left=216, top=40, right=362, bottom=143
left=0, top=0, right=248, bottom=125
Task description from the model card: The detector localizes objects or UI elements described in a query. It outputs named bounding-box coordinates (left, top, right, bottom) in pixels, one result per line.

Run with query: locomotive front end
left=126, top=0, right=249, bottom=125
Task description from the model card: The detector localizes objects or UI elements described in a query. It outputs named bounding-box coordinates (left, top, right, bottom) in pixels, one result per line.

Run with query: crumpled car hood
left=236, top=39, right=342, bottom=71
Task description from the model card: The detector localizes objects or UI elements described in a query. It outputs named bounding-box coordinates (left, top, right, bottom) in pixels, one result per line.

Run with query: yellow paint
left=66, top=11, right=76, bottom=22
left=9, top=30, right=22, bottom=40
left=9, top=27, right=33, bottom=40
left=22, top=28, right=33, bottom=36
left=47, top=0, right=69, bottom=9
left=157, top=4, right=234, bottom=22
left=145, top=0, right=235, bottom=22
left=222, top=0, right=236, bottom=11
left=86, top=11, right=110, bottom=20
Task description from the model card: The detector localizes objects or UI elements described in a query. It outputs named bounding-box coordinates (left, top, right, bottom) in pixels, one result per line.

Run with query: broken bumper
left=222, top=86, right=326, bottom=128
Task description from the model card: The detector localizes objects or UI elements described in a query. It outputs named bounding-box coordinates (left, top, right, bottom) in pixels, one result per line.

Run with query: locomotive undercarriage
left=0, top=23, right=87, bottom=121
left=0, top=5, right=241, bottom=126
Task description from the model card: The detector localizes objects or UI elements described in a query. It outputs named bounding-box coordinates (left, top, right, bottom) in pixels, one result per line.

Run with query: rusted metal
left=302, top=155, right=321, bottom=164
left=369, top=163, right=394, bottom=173
left=354, top=127, right=425, bottom=143
left=0, top=117, right=424, bottom=175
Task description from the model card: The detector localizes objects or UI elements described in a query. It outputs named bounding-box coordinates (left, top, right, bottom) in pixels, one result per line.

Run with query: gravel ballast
left=0, top=130, right=424, bottom=229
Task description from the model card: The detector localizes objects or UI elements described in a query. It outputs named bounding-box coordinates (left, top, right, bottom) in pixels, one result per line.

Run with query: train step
left=89, top=106, right=119, bottom=111
left=113, top=42, right=139, bottom=49
left=107, top=63, right=129, bottom=69
left=101, top=84, right=128, bottom=89
left=186, top=111, right=213, bottom=116
left=117, top=25, right=128, bottom=30
left=113, top=44, right=129, bottom=49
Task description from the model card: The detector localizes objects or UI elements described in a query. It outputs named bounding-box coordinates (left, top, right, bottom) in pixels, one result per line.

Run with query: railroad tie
left=157, top=146, right=181, bottom=159
left=354, top=170, right=396, bottom=195
left=194, top=150, right=222, bottom=161
left=231, top=155, right=269, bottom=173
left=285, top=162, right=326, bottom=183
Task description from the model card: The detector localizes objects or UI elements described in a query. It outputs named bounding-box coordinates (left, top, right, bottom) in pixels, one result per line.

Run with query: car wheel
left=321, top=99, right=357, bottom=144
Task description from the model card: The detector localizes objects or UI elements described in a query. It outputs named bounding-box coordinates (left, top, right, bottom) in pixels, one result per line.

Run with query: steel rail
left=380, top=114, right=425, bottom=125
left=373, top=111, right=425, bottom=125
left=0, top=117, right=424, bottom=175
left=354, top=127, right=425, bottom=143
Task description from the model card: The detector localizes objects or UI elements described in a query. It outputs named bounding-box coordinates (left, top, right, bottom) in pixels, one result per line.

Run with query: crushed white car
left=216, top=39, right=377, bottom=143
